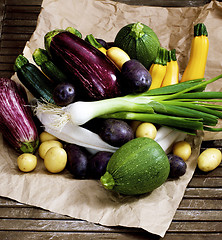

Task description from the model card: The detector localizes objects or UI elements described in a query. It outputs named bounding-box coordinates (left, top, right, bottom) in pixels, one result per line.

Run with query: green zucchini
left=114, top=22, right=160, bottom=69
left=33, top=48, right=68, bottom=84
left=14, top=54, right=55, bottom=104
left=100, top=137, right=170, bottom=195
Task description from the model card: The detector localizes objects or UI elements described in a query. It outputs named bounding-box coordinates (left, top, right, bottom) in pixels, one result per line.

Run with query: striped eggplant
left=0, top=78, right=39, bottom=153
left=44, top=30, right=122, bottom=100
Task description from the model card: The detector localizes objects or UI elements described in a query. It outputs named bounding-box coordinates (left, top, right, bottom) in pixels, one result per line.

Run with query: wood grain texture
left=0, top=0, right=221, bottom=239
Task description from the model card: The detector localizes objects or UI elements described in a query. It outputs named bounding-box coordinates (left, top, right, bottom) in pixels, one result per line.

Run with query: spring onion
left=35, top=74, right=222, bottom=134
left=36, top=107, right=118, bottom=152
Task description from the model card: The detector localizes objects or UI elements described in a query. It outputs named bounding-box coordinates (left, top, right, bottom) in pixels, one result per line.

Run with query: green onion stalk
left=35, top=74, right=222, bottom=135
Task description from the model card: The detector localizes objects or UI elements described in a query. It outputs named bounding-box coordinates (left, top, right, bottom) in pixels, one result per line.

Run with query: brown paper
left=1, top=0, right=222, bottom=237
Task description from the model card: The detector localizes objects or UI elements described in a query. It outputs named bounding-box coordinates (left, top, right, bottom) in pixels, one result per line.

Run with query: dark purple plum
left=98, top=119, right=134, bottom=147
left=121, top=59, right=152, bottom=94
left=167, top=154, right=187, bottom=178
left=89, top=151, right=113, bottom=179
left=53, top=82, right=76, bottom=106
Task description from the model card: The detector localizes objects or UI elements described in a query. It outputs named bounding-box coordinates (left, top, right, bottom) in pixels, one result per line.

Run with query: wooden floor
left=0, top=0, right=221, bottom=239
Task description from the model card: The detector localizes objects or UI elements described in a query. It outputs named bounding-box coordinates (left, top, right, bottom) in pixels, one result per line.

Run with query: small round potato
left=130, top=120, right=142, bottom=133
left=17, top=153, right=37, bottom=172
left=39, top=131, right=58, bottom=143
left=44, top=147, right=67, bottom=173
left=38, top=140, right=63, bottom=159
left=173, top=141, right=192, bottom=161
left=135, top=122, right=157, bottom=139
left=197, top=148, right=222, bottom=172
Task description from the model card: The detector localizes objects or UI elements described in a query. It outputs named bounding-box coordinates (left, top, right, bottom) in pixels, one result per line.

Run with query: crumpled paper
left=1, top=0, right=222, bottom=237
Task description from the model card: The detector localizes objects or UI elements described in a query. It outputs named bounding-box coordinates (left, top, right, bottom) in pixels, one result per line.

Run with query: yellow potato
left=38, top=140, right=63, bottom=159
left=173, top=141, right=192, bottom=161
left=135, top=122, right=157, bottom=140
left=130, top=120, right=142, bottom=133
left=197, top=148, right=222, bottom=172
left=17, top=153, right=37, bottom=172
left=44, top=147, right=67, bottom=173
left=39, top=131, right=58, bottom=143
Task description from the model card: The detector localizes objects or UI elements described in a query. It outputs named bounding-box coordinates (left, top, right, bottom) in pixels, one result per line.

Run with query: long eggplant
left=0, top=78, right=39, bottom=153
left=44, top=30, right=122, bottom=100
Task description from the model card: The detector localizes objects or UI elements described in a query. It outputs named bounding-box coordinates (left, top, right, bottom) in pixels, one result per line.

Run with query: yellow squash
left=149, top=47, right=168, bottom=90
left=106, top=47, right=130, bottom=70
left=161, top=49, right=179, bottom=87
left=180, top=23, right=209, bottom=82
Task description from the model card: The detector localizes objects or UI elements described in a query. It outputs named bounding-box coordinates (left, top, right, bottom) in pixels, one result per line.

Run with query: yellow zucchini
left=149, top=47, right=168, bottom=90
left=106, top=47, right=130, bottom=70
left=161, top=49, right=179, bottom=87
left=180, top=23, right=209, bottom=82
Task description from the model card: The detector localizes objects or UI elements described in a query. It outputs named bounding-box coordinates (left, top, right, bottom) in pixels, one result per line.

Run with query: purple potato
left=99, top=119, right=134, bottom=147
left=121, top=59, right=152, bottom=94
left=65, top=143, right=89, bottom=179
left=53, top=82, right=76, bottom=106
left=89, top=151, right=113, bottom=179
left=167, top=154, right=187, bottom=178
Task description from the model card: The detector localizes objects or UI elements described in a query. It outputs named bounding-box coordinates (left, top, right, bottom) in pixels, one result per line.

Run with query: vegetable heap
left=0, top=21, right=221, bottom=196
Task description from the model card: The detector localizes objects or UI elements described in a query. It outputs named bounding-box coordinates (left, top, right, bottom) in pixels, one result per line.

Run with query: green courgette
left=100, top=137, right=170, bottom=195
left=114, top=22, right=160, bottom=69
left=14, top=54, right=55, bottom=104
left=33, top=48, right=68, bottom=84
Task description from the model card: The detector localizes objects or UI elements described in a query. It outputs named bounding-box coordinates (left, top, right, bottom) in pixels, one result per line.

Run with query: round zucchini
left=114, top=22, right=160, bottom=69
left=100, top=137, right=170, bottom=195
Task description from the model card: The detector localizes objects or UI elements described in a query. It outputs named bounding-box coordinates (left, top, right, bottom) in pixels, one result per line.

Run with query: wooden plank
left=0, top=62, right=17, bottom=71
left=5, top=5, right=41, bottom=13
left=3, top=25, right=37, bottom=34
left=0, top=0, right=5, bottom=41
left=0, top=197, right=25, bottom=207
left=0, top=207, right=70, bottom=219
left=0, top=47, right=24, bottom=55
left=5, top=0, right=43, bottom=6
left=0, top=70, right=15, bottom=78
left=163, top=233, right=222, bottom=240
left=0, top=55, right=19, bottom=63
left=1, top=40, right=28, bottom=48
left=0, top=219, right=144, bottom=233
left=3, top=19, right=39, bottom=27
left=184, top=188, right=222, bottom=199
left=0, top=231, right=157, bottom=240
left=1, top=218, right=221, bottom=234
left=5, top=12, right=40, bottom=20
left=178, top=199, right=222, bottom=210
left=174, top=210, right=222, bottom=221
left=1, top=207, right=221, bottom=222
left=1, top=33, right=34, bottom=41
left=168, top=221, right=222, bottom=232
left=192, top=167, right=222, bottom=177
left=188, top=177, right=222, bottom=187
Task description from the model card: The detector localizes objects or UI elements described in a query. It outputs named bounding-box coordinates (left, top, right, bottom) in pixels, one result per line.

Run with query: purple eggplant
left=0, top=78, right=39, bottom=153
left=44, top=31, right=122, bottom=100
